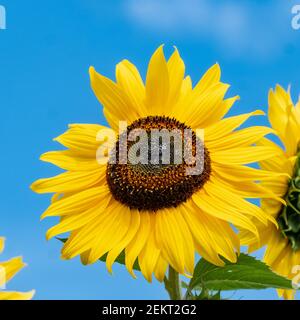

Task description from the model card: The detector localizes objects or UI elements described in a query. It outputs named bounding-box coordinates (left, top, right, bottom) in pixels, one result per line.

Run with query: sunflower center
left=106, top=116, right=211, bottom=211
left=278, top=149, right=300, bottom=251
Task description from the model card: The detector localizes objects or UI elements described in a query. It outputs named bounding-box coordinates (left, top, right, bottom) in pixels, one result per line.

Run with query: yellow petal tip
left=254, top=109, right=265, bottom=116
left=89, top=66, right=96, bottom=82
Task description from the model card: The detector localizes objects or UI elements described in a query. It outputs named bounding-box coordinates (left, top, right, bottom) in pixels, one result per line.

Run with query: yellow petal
left=264, top=230, right=289, bottom=267
left=31, top=168, right=106, bottom=194
left=181, top=202, right=225, bottom=266
left=41, top=185, right=110, bottom=218
left=154, top=254, right=168, bottom=282
left=61, top=202, right=119, bottom=260
left=212, top=162, right=289, bottom=182
left=125, top=212, right=151, bottom=277
left=89, top=66, right=139, bottom=127
left=193, top=188, right=258, bottom=237
left=206, top=179, right=275, bottom=226
left=167, top=48, right=185, bottom=107
left=40, top=150, right=100, bottom=171
left=268, top=85, right=300, bottom=157
left=205, top=110, right=265, bottom=141
left=46, top=198, right=111, bottom=240
left=193, top=63, right=221, bottom=95
left=0, top=257, right=26, bottom=286
left=198, top=211, right=239, bottom=262
left=145, top=45, right=170, bottom=115
left=87, top=205, right=132, bottom=264
left=0, top=237, right=4, bottom=254
left=185, top=83, right=230, bottom=128
left=171, top=76, right=192, bottom=119
left=0, top=290, right=35, bottom=300
left=212, top=146, right=281, bottom=165
left=116, top=59, right=147, bottom=117
left=106, top=209, right=140, bottom=273
left=211, top=175, right=286, bottom=203
left=156, top=208, right=195, bottom=275
left=262, top=180, right=289, bottom=198
left=207, top=126, right=275, bottom=151
left=54, top=124, right=115, bottom=155
left=180, top=76, right=192, bottom=98
left=138, top=215, right=160, bottom=282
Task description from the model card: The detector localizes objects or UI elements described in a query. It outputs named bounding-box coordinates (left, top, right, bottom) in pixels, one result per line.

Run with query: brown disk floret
left=106, top=116, right=211, bottom=211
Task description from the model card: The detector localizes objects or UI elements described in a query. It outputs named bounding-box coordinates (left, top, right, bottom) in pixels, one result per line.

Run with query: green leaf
left=209, top=291, right=221, bottom=300
left=193, top=288, right=221, bottom=300
left=57, top=238, right=140, bottom=271
left=181, top=281, right=189, bottom=289
left=189, top=253, right=293, bottom=291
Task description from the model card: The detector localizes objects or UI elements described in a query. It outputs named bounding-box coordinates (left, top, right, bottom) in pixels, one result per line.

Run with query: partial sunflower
left=0, top=237, right=34, bottom=300
left=32, top=46, right=281, bottom=282
left=240, top=85, right=300, bottom=299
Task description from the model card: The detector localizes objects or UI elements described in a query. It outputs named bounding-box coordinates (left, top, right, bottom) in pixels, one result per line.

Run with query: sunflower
left=32, top=46, right=281, bottom=282
left=240, top=85, right=300, bottom=299
left=0, top=237, right=34, bottom=300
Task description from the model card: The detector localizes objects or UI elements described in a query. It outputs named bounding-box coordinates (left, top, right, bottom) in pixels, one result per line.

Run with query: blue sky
left=0, top=0, right=300, bottom=300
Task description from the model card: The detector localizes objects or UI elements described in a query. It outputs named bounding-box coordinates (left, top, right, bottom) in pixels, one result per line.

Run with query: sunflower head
left=106, top=115, right=211, bottom=211
left=241, top=85, right=300, bottom=299
left=32, top=46, right=278, bottom=282
left=277, top=148, right=300, bottom=251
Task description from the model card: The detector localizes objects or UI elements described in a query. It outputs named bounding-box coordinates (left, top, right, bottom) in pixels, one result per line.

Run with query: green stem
left=164, top=266, right=182, bottom=300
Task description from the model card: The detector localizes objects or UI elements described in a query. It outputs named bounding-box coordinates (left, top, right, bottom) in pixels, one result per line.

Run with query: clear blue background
left=0, top=0, right=300, bottom=300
